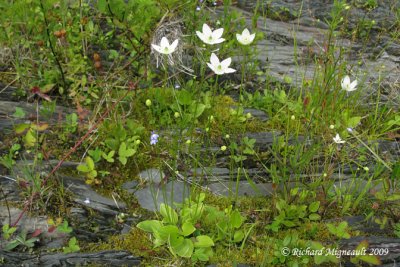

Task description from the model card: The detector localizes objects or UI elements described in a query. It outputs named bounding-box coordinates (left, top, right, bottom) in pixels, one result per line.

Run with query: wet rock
left=60, top=176, right=127, bottom=215
left=243, top=108, right=269, bottom=122
left=122, top=180, right=139, bottom=193
left=138, top=168, right=164, bottom=184
left=188, top=167, right=267, bottom=183
left=0, top=250, right=141, bottom=266
left=134, top=180, right=191, bottom=211
left=340, top=236, right=400, bottom=264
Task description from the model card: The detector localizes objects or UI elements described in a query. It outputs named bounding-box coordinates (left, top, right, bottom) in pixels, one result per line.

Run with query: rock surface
left=0, top=250, right=141, bottom=266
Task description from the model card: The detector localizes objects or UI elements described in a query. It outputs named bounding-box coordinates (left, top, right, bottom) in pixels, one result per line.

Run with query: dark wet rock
left=207, top=181, right=277, bottom=197
left=134, top=180, right=191, bottom=211
left=188, top=167, right=267, bottom=183
left=0, top=176, right=21, bottom=202
left=0, top=207, right=54, bottom=238
left=138, top=168, right=164, bottom=184
left=60, top=176, right=127, bottom=216
left=243, top=108, right=269, bottom=122
left=340, top=236, right=400, bottom=264
left=332, top=216, right=387, bottom=235
left=215, top=4, right=400, bottom=107
left=0, top=250, right=141, bottom=266
left=122, top=180, right=139, bottom=193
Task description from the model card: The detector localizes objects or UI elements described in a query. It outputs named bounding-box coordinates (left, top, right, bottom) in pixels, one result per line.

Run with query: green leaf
left=194, top=235, right=214, bottom=248
left=118, top=142, right=135, bottom=165
left=348, top=116, right=361, bottom=128
left=190, top=103, right=206, bottom=118
left=102, top=151, right=115, bottom=163
left=391, top=162, right=400, bottom=180
left=233, top=230, right=244, bottom=242
left=193, top=247, right=213, bottom=262
left=136, top=220, right=163, bottom=233
left=57, top=220, right=73, bottom=234
left=230, top=210, right=244, bottom=229
left=4, top=240, right=20, bottom=251
left=181, top=222, right=196, bottom=236
left=309, top=201, right=320, bottom=213
left=177, top=89, right=192, bottom=105
left=13, top=107, right=26, bottom=118
left=159, top=203, right=178, bottom=225
left=386, top=193, right=400, bottom=201
left=77, top=164, right=89, bottom=173
left=154, top=225, right=179, bottom=243
left=63, top=237, right=80, bottom=253
left=24, top=129, right=36, bottom=147
left=357, top=255, right=381, bottom=265
left=88, top=148, right=102, bottom=163
left=171, top=237, right=193, bottom=258
left=309, top=213, right=321, bottom=221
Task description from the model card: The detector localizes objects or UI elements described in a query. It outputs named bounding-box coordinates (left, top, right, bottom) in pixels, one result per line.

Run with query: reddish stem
left=11, top=81, right=138, bottom=227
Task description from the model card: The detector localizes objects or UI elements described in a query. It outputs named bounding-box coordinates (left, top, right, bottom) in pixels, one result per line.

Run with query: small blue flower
left=150, top=132, right=159, bottom=145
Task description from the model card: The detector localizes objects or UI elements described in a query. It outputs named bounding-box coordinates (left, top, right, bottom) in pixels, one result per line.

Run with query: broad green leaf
left=102, top=151, right=115, bottom=163
left=230, top=210, right=244, bottom=229
left=159, top=203, right=178, bottom=225
left=177, top=89, right=192, bottom=105
left=386, top=193, right=400, bottom=201
left=181, top=222, right=195, bottom=236
left=357, top=255, right=381, bottom=265
left=171, top=238, right=193, bottom=258
left=136, top=220, right=163, bottom=233
left=15, top=124, right=30, bottom=134
left=309, top=201, right=320, bottom=213
left=13, top=107, right=26, bottom=118
left=233, top=230, right=244, bottom=243
left=77, top=164, right=89, bottom=172
left=154, top=225, right=179, bottom=243
left=193, top=247, right=213, bottom=262
left=85, top=157, right=95, bottom=170
left=194, top=235, right=214, bottom=248
left=190, top=103, right=206, bottom=118
left=24, top=129, right=36, bottom=147
left=348, top=116, right=361, bottom=128
left=309, top=213, right=321, bottom=221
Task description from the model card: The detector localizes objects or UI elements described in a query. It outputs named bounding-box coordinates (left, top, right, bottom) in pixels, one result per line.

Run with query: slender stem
left=11, top=81, right=139, bottom=227
left=39, top=0, right=67, bottom=90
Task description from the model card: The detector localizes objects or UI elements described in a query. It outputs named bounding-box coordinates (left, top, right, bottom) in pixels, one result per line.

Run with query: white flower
left=333, top=134, right=345, bottom=144
left=341, top=75, right=357, bottom=92
left=151, top=37, right=178, bottom=55
left=236, top=28, right=255, bottom=45
left=207, top=53, right=236, bottom=75
left=196, top=23, right=225, bottom=45
left=84, top=198, right=90, bottom=204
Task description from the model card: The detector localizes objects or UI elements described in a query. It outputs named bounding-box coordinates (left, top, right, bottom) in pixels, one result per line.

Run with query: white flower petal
left=224, top=67, right=236, bottom=73
left=212, top=37, right=225, bottom=44
left=248, top=33, right=256, bottom=43
left=151, top=44, right=163, bottom=53
left=210, top=53, right=220, bottom=66
left=220, top=57, right=232, bottom=69
left=212, top=28, right=224, bottom=40
left=341, top=75, right=350, bottom=89
left=196, top=31, right=206, bottom=42
left=242, top=28, right=250, bottom=37
left=350, top=80, right=357, bottom=90
left=160, top=37, right=169, bottom=48
left=202, top=23, right=212, bottom=36
left=170, top=39, right=179, bottom=53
